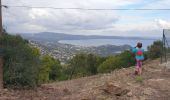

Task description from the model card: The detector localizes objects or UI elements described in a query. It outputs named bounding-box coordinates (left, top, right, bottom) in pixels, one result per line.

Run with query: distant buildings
left=29, top=40, right=131, bottom=64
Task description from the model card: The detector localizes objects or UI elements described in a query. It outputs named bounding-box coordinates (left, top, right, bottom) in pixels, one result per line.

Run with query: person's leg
left=135, top=60, right=140, bottom=75
left=138, top=61, right=142, bottom=75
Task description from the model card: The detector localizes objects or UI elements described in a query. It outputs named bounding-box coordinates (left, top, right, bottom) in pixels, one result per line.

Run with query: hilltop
left=0, top=59, right=170, bottom=100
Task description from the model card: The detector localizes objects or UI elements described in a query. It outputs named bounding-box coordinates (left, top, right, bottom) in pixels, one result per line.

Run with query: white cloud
left=2, top=0, right=169, bottom=37
left=29, top=8, right=50, bottom=19
left=156, top=19, right=170, bottom=29
left=143, top=0, right=170, bottom=9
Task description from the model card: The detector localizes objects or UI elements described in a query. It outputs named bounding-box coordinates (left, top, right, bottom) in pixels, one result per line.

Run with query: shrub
left=147, top=40, right=162, bottom=59
left=1, top=34, right=40, bottom=88
left=97, top=50, right=136, bottom=73
left=97, top=56, right=123, bottom=73
left=68, top=53, right=106, bottom=79
left=38, top=55, right=62, bottom=83
left=118, top=50, right=136, bottom=68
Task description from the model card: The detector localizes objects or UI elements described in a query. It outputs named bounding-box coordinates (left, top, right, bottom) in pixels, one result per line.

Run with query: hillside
left=20, top=32, right=154, bottom=42
left=0, top=59, right=170, bottom=100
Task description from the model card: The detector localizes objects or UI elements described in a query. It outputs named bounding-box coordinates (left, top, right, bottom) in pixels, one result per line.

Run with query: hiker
left=131, top=42, right=144, bottom=76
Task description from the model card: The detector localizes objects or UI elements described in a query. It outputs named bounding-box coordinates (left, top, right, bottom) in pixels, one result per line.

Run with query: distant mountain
left=20, top=32, right=156, bottom=42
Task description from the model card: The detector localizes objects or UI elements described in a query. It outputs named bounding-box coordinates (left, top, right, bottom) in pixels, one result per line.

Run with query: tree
left=38, top=55, right=62, bottom=83
left=2, top=34, right=41, bottom=88
left=68, top=53, right=102, bottom=79
left=118, top=50, right=135, bottom=68
left=147, top=41, right=162, bottom=59
left=97, top=56, right=123, bottom=73
left=49, top=58, right=62, bottom=80
left=97, top=50, right=136, bottom=73
left=69, top=53, right=87, bottom=79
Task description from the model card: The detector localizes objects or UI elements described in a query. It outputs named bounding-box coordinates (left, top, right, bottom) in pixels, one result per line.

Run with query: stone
left=101, top=82, right=130, bottom=96
left=63, top=88, right=71, bottom=94
left=127, top=91, right=133, bottom=97
left=143, top=88, right=156, bottom=95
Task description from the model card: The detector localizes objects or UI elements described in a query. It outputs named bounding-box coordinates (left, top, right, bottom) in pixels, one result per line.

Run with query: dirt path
left=0, top=59, right=170, bottom=100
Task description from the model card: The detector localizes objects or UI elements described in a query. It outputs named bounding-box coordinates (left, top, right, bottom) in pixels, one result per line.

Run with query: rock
left=139, top=96, right=146, bottom=100
left=127, top=83, right=133, bottom=86
left=127, top=91, right=133, bottom=97
left=101, top=82, right=130, bottom=96
left=143, top=88, right=156, bottom=95
left=3, top=89, right=8, bottom=92
left=63, top=88, right=71, bottom=94
left=131, top=96, right=138, bottom=100
left=115, top=89, right=130, bottom=96
left=101, top=82, right=118, bottom=94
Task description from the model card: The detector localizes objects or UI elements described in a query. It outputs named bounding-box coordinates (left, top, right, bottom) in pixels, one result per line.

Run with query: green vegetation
left=1, top=32, right=162, bottom=88
left=1, top=33, right=40, bottom=88
left=135, top=76, right=143, bottom=83
left=67, top=50, right=135, bottom=77
left=1, top=33, right=63, bottom=88
left=98, top=56, right=122, bottom=73
left=147, top=40, right=162, bottom=59
left=68, top=53, right=106, bottom=79
left=38, top=55, right=62, bottom=83
left=98, top=51, right=135, bottom=73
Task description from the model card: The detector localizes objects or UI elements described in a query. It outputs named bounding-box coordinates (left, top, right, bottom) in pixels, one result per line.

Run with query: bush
left=118, top=50, right=136, bottom=68
left=49, top=58, right=62, bottom=81
left=147, top=40, right=162, bottom=59
left=1, top=34, right=40, bottom=88
left=97, top=50, right=135, bottom=73
left=68, top=53, right=106, bottom=79
left=97, top=56, right=123, bottom=73
left=86, top=54, right=98, bottom=75
left=1, top=33, right=66, bottom=88
left=38, top=55, right=62, bottom=83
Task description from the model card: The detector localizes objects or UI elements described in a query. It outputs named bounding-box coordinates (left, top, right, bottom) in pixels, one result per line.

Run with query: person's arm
left=142, top=48, right=144, bottom=52
left=131, top=47, right=137, bottom=53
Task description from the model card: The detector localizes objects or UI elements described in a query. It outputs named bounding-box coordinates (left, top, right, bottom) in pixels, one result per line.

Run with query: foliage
left=97, top=50, right=135, bottom=73
left=135, top=76, right=143, bottom=83
left=1, top=33, right=40, bottom=88
left=58, top=64, right=71, bottom=81
left=147, top=40, right=162, bottom=59
left=2, top=32, right=162, bottom=88
left=85, top=54, right=98, bottom=75
left=38, top=55, right=62, bottom=83
left=118, top=50, right=136, bottom=68
left=1, top=33, right=64, bottom=88
left=68, top=50, right=136, bottom=76
left=48, top=57, right=62, bottom=80
left=97, top=56, right=122, bottom=73
left=68, top=53, right=106, bottom=79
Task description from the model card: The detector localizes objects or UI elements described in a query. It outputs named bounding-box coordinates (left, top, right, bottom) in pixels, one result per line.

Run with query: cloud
left=2, top=0, right=169, bottom=37
left=156, top=19, right=170, bottom=29
left=29, top=8, right=50, bottom=19
left=142, top=0, right=170, bottom=9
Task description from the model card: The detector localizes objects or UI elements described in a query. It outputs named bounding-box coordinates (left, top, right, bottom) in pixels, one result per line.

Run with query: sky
left=2, top=0, right=170, bottom=37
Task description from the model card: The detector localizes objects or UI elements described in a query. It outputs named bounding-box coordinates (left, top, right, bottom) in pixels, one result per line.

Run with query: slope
left=0, top=59, right=170, bottom=100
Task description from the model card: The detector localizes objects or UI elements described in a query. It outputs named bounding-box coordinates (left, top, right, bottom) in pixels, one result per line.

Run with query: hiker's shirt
left=131, top=47, right=144, bottom=61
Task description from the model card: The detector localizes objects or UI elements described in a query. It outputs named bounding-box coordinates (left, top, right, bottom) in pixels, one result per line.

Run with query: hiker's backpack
left=136, top=49, right=143, bottom=56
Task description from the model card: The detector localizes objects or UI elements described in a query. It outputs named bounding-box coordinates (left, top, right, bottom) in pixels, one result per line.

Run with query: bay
left=59, top=38, right=160, bottom=50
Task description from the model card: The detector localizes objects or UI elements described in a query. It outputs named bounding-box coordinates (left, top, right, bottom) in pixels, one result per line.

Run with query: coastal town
left=29, top=40, right=131, bottom=64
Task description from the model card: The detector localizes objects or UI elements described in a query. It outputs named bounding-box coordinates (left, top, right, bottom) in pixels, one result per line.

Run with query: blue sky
left=2, top=0, right=170, bottom=37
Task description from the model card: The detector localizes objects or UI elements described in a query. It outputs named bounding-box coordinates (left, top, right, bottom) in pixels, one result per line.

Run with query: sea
left=59, top=38, right=160, bottom=50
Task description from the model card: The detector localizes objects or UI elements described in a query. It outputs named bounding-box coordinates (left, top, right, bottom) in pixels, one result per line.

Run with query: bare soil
left=1, top=59, right=170, bottom=100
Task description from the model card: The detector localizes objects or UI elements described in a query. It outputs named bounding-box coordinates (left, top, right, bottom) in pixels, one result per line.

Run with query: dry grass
left=1, top=59, right=170, bottom=100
